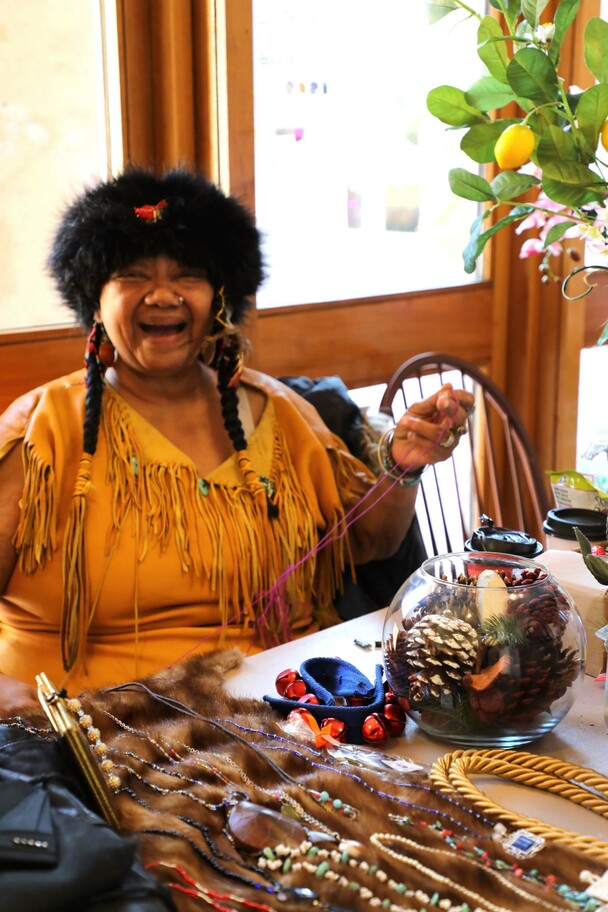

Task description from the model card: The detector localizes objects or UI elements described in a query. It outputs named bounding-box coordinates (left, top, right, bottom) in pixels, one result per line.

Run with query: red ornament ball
left=284, top=679, right=308, bottom=700
left=298, top=694, right=320, bottom=705
left=382, top=703, right=406, bottom=736
left=320, top=717, right=348, bottom=742
left=275, top=668, right=302, bottom=697
left=361, top=713, right=391, bottom=744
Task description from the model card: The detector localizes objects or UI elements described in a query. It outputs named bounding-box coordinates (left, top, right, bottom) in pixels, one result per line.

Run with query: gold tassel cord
left=431, top=749, right=608, bottom=862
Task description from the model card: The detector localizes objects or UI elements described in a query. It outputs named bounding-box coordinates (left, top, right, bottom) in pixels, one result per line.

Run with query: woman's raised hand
left=390, top=382, right=475, bottom=473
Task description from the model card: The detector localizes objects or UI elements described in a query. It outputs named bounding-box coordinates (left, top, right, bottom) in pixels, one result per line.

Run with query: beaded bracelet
left=376, top=427, right=427, bottom=488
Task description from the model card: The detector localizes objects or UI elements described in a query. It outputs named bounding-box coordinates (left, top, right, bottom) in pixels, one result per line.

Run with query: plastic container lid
left=466, top=517, right=543, bottom=556
left=543, top=507, right=607, bottom=541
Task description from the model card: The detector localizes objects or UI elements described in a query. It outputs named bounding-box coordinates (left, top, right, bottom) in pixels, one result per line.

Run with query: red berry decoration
left=298, top=694, right=320, bottom=704
left=320, top=717, right=348, bottom=742
left=382, top=703, right=406, bottom=737
left=284, top=679, right=308, bottom=700
left=383, top=689, right=398, bottom=704
left=361, top=712, right=391, bottom=744
left=592, top=545, right=607, bottom=556
left=275, top=668, right=302, bottom=697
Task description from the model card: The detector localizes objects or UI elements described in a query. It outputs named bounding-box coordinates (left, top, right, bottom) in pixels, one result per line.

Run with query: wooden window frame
left=1, top=0, right=600, bottom=480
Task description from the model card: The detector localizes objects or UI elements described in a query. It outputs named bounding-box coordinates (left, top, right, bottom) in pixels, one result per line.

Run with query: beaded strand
left=370, top=833, right=519, bottom=912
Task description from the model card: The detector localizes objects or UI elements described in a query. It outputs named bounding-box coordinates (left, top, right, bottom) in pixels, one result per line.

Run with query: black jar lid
left=543, top=507, right=607, bottom=541
left=466, top=515, right=543, bottom=557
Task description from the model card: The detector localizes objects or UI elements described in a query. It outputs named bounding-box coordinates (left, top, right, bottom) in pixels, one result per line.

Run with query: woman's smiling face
left=97, top=256, right=215, bottom=381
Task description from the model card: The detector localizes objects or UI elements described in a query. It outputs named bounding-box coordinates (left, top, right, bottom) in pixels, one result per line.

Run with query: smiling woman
left=0, top=165, right=475, bottom=713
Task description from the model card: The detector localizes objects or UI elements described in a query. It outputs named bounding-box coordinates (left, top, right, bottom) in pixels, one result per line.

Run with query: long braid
left=83, top=322, right=106, bottom=455
left=213, top=316, right=278, bottom=520
left=61, top=322, right=109, bottom=671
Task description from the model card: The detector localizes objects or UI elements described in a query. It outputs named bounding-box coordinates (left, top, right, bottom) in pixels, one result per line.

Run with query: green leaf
left=507, top=47, right=559, bottom=105
left=535, top=124, right=580, bottom=165
left=521, top=0, right=550, bottom=29
left=541, top=160, right=608, bottom=206
left=477, top=16, right=510, bottom=84
left=542, top=220, right=577, bottom=247
left=579, top=535, right=608, bottom=584
left=463, top=205, right=533, bottom=273
left=576, top=85, right=608, bottom=159
left=463, top=213, right=488, bottom=274
left=466, top=75, right=517, bottom=112
left=489, top=0, right=521, bottom=25
left=490, top=170, right=541, bottom=200
left=427, top=86, right=487, bottom=127
left=461, top=120, right=519, bottom=163
left=425, top=0, right=462, bottom=24
left=448, top=167, right=497, bottom=202
left=584, top=17, right=608, bottom=83
left=549, top=0, right=582, bottom=67
left=575, top=527, right=593, bottom=557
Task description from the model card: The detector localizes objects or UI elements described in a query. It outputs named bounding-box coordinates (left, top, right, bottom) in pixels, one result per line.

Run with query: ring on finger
left=439, top=429, right=456, bottom=449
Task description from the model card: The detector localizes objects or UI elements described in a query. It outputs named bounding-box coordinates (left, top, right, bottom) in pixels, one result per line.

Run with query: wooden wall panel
left=251, top=284, right=493, bottom=389
left=0, top=328, right=85, bottom=415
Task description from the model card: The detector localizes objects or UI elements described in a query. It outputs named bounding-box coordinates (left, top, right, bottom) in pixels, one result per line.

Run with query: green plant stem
left=451, top=0, right=483, bottom=21
left=493, top=0, right=518, bottom=35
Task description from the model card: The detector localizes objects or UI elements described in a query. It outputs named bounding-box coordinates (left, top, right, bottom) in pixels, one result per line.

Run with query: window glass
left=0, top=0, right=118, bottom=331
left=253, top=0, right=486, bottom=308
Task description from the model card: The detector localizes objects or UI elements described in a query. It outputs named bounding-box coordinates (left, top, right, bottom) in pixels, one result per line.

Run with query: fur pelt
left=17, top=650, right=608, bottom=912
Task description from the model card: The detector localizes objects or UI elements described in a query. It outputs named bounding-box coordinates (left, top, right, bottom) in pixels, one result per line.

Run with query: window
left=252, top=0, right=486, bottom=308
left=0, top=0, right=120, bottom=331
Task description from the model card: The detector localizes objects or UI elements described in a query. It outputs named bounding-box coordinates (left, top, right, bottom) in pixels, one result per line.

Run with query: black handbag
left=0, top=726, right=176, bottom=912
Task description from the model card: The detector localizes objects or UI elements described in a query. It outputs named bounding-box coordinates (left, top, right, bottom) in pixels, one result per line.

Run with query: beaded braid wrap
left=60, top=322, right=108, bottom=671
left=211, top=308, right=279, bottom=519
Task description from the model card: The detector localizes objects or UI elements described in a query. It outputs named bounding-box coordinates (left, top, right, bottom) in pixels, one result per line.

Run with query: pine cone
left=467, top=640, right=581, bottom=724
left=508, top=585, right=569, bottom=641
left=399, top=614, right=479, bottom=702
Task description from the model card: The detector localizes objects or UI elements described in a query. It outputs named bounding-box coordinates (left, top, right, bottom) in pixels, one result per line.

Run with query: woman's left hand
left=390, top=382, right=475, bottom=473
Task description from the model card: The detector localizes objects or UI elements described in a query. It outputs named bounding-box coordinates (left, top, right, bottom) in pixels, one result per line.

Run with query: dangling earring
left=200, top=287, right=244, bottom=386
left=85, top=321, right=115, bottom=378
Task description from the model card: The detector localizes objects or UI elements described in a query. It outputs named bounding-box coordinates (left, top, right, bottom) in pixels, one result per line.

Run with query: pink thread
left=168, top=415, right=458, bottom=666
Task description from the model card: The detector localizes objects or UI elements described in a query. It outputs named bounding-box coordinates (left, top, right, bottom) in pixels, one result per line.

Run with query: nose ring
left=177, top=295, right=185, bottom=305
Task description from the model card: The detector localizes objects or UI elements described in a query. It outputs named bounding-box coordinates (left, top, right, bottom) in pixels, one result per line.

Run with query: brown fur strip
left=18, top=651, right=608, bottom=912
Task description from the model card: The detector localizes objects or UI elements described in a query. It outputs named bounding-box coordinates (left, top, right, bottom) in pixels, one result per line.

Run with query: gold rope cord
left=430, top=749, right=608, bottom=862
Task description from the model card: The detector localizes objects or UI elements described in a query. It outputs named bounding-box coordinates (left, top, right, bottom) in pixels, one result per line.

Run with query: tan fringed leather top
left=0, top=368, right=374, bottom=692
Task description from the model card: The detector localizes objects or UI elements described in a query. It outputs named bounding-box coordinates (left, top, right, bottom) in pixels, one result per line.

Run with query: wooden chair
left=378, top=352, right=550, bottom=556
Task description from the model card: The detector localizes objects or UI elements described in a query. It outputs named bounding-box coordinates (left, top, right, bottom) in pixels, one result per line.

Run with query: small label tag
left=595, top=624, right=608, bottom=642
left=501, top=829, right=545, bottom=858
left=585, top=871, right=608, bottom=901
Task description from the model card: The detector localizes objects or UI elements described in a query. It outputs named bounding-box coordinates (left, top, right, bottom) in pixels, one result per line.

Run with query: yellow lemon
left=601, top=119, right=608, bottom=153
left=494, top=123, right=535, bottom=170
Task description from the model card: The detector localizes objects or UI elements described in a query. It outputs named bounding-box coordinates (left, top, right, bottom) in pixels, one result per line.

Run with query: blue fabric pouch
left=263, top=657, right=385, bottom=744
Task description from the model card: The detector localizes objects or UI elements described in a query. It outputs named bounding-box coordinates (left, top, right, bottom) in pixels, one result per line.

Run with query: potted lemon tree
left=426, top=0, right=608, bottom=339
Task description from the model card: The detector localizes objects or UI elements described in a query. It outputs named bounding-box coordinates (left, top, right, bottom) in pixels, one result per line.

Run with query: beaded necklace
left=389, top=815, right=599, bottom=911
left=370, top=832, right=526, bottom=912
left=222, top=719, right=498, bottom=840
left=101, top=713, right=346, bottom=840
left=373, top=828, right=598, bottom=912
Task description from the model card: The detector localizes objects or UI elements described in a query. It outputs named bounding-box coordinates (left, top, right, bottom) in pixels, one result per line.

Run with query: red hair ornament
left=133, top=199, right=167, bottom=222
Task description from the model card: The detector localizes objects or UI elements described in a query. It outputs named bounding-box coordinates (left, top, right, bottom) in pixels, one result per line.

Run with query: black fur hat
left=48, top=166, right=264, bottom=327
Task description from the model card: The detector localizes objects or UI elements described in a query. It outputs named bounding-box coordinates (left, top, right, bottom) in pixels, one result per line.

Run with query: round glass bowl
left=383, top=552, right=586, bottom=748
